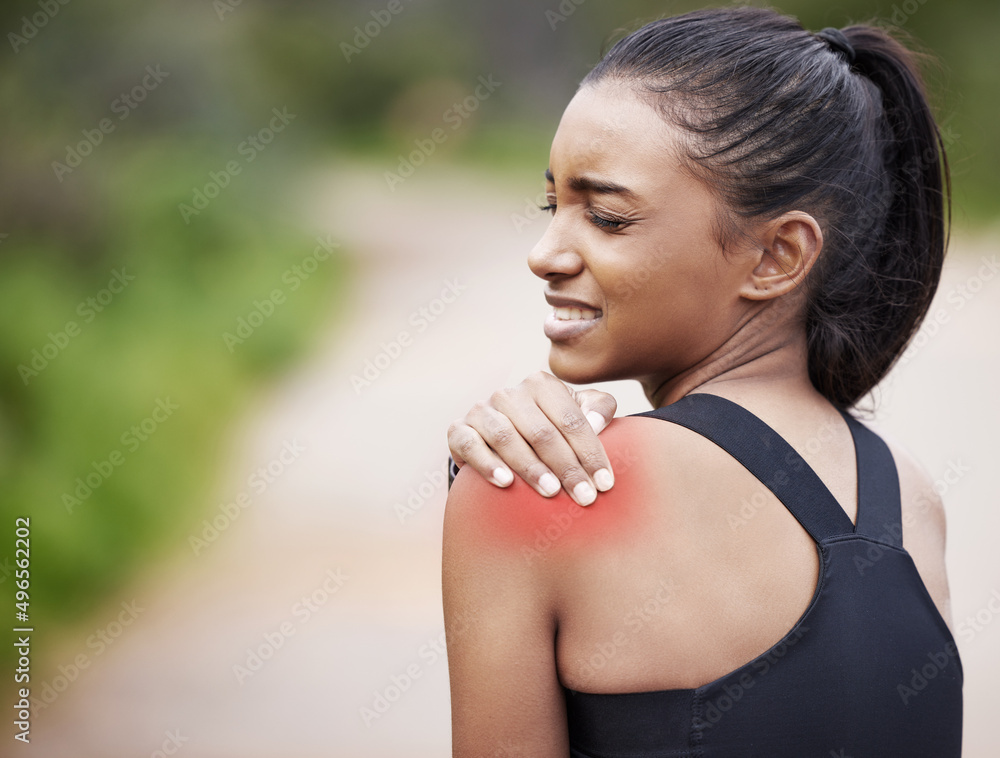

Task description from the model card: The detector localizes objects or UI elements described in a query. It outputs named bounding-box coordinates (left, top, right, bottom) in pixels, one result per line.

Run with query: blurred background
left=0, top=0, right=996, bottom=755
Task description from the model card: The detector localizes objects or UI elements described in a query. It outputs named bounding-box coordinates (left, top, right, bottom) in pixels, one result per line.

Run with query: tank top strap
left=838, top=411, right=903, bottom=548
left=634, top=393, right=855, bottom=543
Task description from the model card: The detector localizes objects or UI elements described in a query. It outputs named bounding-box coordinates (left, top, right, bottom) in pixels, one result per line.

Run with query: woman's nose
left=528, top=219, right=585, bottom=280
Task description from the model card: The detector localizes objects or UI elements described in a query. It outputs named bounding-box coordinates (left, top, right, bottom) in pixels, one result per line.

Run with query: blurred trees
left=1, top=0, right=995, bottom=258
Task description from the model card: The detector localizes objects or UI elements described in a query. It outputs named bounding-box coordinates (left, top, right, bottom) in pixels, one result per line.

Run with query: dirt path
left=22, top=161, right=1000, bottom=757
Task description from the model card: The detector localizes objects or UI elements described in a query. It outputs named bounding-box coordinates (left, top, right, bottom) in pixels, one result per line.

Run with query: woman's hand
left=447, top=371, right=617, bottom=506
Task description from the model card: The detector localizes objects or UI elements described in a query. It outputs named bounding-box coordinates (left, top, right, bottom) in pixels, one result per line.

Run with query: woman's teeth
left=554, top=307, right=600, bottom=321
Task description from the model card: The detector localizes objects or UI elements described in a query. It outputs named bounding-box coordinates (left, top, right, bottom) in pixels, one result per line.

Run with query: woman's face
left=529, top=81, right=759, bottom=397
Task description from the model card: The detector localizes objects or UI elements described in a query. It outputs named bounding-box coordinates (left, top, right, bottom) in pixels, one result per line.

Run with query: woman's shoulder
left=877, top=430, right=952, bottom=625
left=445, top=414, right=723, bottom=563
left=876, top=432, right=948, bottom=533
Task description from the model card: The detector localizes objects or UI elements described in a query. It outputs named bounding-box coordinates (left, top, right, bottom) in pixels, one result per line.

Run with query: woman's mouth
left=553, top=306, right=600, bottom=322
left=544, top=306, right=603, bottom=341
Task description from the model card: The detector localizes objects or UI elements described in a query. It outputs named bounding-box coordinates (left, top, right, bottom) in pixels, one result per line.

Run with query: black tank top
left=563, top=394, right=963, bottom=757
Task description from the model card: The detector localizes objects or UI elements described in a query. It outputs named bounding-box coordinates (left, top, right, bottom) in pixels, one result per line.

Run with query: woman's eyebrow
left=544, top=169, right=638, bottom=200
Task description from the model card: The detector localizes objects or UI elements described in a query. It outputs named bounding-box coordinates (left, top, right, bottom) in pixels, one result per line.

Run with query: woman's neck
left=642, top=302, right=819, bottom=409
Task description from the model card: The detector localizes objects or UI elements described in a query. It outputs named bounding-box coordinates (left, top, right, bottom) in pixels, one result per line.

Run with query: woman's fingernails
left=586, top=411, right=607, bottom=434
left=593, top=468, right=614, bottom=492
left=573, top=481, right=597, bottom=506
left=492, top=467, right=514, bottom=487
left=538, top=473, right=560, bottom=497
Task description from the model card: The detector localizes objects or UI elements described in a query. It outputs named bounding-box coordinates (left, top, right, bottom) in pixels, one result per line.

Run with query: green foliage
left=0, top=141, right=346, bottom=642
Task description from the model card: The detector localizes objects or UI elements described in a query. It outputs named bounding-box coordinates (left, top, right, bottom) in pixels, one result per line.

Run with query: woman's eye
left=589, top=212, right=625, bottom=230
left=537, top=203, right=626, bottom=229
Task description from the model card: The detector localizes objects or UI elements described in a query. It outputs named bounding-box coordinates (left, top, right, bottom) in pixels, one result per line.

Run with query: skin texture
left=443, top=81, right=953, bottom=757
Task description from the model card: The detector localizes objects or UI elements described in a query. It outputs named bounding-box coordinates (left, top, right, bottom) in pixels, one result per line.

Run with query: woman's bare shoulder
left=877, top=432, right=948, bottom=540
left=877, top=430, right=953, bottom=627
left=445, top=414, right=716, bottom=562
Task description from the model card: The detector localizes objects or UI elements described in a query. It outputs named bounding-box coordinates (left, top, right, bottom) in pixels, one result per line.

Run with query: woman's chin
left=547, top=350, right=611, bottom=386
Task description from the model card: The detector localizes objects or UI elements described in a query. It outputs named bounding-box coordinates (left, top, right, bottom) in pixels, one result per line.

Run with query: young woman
left=443, top=8, right=962, bottom=757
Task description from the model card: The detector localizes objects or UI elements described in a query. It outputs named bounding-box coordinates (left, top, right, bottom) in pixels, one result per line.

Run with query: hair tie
left=815, top=27, right=856, bottom=65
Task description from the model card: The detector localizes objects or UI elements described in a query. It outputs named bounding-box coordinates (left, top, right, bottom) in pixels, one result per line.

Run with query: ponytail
left=805, top=26, right=949, bottom=408
left=585, top=9, right=951, bottom=408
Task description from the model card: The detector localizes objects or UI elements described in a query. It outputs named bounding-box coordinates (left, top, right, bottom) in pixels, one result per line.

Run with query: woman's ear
left=740, top=211, right=823, bottom=301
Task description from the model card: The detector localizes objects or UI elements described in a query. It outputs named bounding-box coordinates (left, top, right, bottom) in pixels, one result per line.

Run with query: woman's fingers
left=491, top=372, right=617, bottom=504
left=571, top=387, right=618, bottom=490
left=447, top=372, right=620, bottom=506
left=464, top=399, right=570, bottom=498
left=574, top=387, right=617, bottom=436
left=447, top=418, right=515, bottom=488
left=485, top=395, right=592, bottom=503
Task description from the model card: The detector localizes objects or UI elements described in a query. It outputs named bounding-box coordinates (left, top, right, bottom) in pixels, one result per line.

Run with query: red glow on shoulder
left=447, top=417, right=665, bottom=562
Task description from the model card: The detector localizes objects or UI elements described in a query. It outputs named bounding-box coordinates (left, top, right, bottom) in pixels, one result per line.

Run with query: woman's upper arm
left=443, top=469, right=569, bottom=757
left=884, top=435, right=954, bottom=630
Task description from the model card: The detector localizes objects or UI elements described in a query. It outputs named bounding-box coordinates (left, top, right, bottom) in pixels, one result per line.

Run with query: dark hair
left=583, top=7, right=950, bottom=409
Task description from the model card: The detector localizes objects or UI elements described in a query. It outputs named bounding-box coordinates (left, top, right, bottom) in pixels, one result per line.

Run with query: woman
left=442, top=7, right=962, bottom=757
